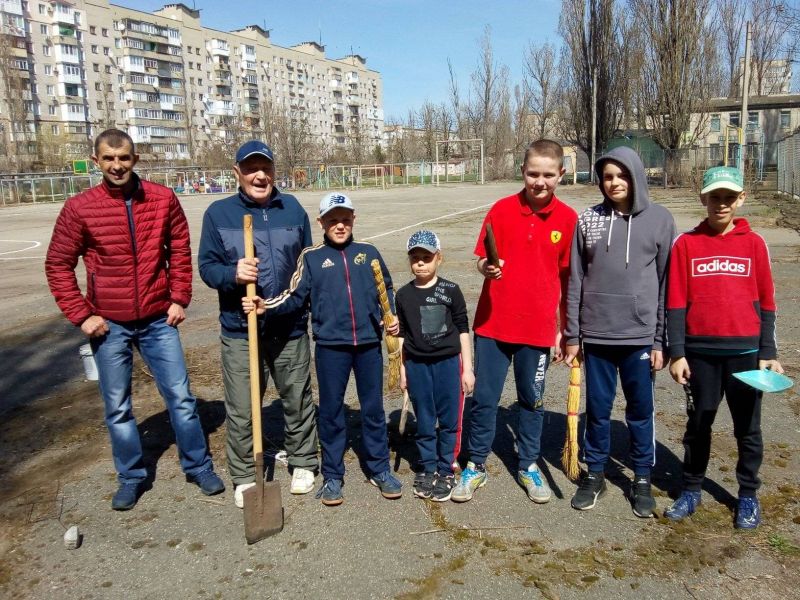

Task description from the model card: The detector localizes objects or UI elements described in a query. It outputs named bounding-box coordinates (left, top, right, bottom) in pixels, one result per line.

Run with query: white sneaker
left=234, top=482, right=256, bottom=509
left=290, top=468, right=315, bottom=495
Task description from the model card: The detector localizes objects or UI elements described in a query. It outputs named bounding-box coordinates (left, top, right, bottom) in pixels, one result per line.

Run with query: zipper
left=126, top=198, right=141, bottom=320
left=341, top=249, right=357, bottom=345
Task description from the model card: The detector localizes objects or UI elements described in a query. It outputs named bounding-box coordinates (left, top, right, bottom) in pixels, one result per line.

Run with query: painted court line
left=0, top=240, right=41, bottom=256
left=363, top=202, right=493, bottom=241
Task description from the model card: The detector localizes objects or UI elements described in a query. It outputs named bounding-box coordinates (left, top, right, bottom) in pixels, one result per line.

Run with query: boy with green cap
left=665, top=166, right=783, bottom=529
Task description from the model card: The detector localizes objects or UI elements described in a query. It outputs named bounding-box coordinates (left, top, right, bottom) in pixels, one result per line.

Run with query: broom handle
left=370, top=259, right=396, bottom=326
left=244, top=215, right=263, bottom=459
left=484, top=223, right=500, bottom=268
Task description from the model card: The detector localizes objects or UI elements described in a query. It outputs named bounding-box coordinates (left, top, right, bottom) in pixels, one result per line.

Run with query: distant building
left=0, top=0, right=384, bottom=166
left=735, top=58, right=793, bottom=97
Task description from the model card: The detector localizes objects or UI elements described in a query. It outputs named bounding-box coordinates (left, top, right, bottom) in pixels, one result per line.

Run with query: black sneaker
left=571, top=471, right=607, bottom=510
left=430, top=474, right=455, bottom=502
left=413, top=472, right=436, bottom=499
left=630, top=474, right=656, bottom=518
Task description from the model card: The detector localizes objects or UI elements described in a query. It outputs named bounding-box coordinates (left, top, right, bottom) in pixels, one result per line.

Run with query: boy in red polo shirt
left=452, top=139, right=578, bottom=503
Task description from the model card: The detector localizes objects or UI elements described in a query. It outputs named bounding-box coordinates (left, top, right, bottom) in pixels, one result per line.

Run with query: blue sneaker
left=518, top=464, right=552, bottom=504
left=664, top=490, right=702, bottom=521
left=735, top=496, right=761, bottom=529
left=370, top=470, right=403, bottom=499
left=192, top=469, right=225, bottom=496
left=315, top=479, right=344, bottom=506
left=451, top=462, right=487, bottom=503
left=111, top=482, right=143, bottom=511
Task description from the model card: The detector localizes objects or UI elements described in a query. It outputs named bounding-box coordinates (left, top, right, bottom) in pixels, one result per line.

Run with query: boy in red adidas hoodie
left=665, top=166, right=783, bottom=529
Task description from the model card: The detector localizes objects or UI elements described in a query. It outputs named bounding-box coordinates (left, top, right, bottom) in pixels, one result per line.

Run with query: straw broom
left=370, top=259, right=401, bottom=390
left=561, top=357, right=582, bottom=481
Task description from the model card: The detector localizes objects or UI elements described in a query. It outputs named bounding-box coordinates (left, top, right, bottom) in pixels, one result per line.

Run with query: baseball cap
left=235, top=140, right=274, bottom=163
left=701, top=166, right=744, bottom=194
left=407, top=229, right=441, bottom=253
left=319, top=192, right=354, bottom=217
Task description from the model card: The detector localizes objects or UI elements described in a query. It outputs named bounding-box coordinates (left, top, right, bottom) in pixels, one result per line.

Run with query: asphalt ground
left=1, top=182, right=798, bottom=599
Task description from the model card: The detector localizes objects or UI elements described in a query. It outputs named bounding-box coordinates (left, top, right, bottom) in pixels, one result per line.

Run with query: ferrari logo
left=551, top=231, right=562, bottom=244
left=354, top=252, right=367, bottom=265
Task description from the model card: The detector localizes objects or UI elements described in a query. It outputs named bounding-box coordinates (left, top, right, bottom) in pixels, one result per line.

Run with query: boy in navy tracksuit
left=564, top=146, right=676, bottom=517
left=245, top=192, right=402, bottom=506
left=665, top=166, right=782, bottom=529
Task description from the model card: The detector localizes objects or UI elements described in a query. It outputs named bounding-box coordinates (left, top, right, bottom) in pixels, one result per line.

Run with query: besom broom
left=561, top=357, right=582, bottom=481
left=370, top=259, right=401, bottom=390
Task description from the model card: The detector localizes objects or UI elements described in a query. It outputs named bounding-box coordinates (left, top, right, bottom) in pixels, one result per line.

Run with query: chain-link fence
left=777, top=132, right=800, bottom=200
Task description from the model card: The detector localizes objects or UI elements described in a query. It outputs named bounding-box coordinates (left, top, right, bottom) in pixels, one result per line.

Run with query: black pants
left=682, top=352, right=763, bottom=496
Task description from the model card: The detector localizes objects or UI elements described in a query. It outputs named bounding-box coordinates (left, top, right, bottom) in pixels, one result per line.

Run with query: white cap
left=319, top=192, right=355, bottom=217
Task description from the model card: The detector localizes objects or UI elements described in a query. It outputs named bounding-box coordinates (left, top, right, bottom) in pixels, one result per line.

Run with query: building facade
left=0, top=0, right=384, bottom=167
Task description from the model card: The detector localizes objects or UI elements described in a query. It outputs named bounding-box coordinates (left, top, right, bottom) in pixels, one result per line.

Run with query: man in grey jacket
left=564, top=146, right=676, bottom=518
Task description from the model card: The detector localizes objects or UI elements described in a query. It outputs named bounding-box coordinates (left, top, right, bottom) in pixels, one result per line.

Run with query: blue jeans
left=468, top=335, right=549, bottom=468
left=405, top=354, right=463, bottom=476
left=582, top=343, right=655, bottom=475
left=90, top=316, right=212, bottom=484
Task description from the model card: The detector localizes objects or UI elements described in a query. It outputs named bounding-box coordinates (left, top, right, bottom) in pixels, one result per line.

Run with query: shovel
left=732, top=369, right=793, bottom=393
left=242, top=214, right=283, bottom=544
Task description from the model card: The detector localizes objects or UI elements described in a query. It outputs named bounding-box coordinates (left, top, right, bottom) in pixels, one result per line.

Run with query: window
left=90, top=26, right=96, bottom=35
left=49, top=105, right=57, bottom=116
left=91, top=44, right=98, bottom=54
left=102, top=28, right=108, bottom=37
left=93, top=63, right=99, bottom=72
left=40, top=24, right=47, bottom=34
left=747, top=111, right=759, bottom=129
left=42, top=45, right=50, bottom=56
left=729, top=112, right=740, bottom=127
left=103, top=47, right=109, bottom=56
left=67, top=104, right=84, bottom=114
left=44, top=65, right=52, bottom=75
left=710, top=113, right=720, bottom=132
left=144, top=58, right=157, bottom=69
left=38, top=3, right=45, bottom=13
left=52, top=124, right=59, bottom=134
left=64, top=65, right=80, bottom=76
left=780, top=110, right=791, bottom=129
left=74, top=12, right=80, bottom=24
left=47, top=84, right=54, bottom=95
left=104, top=65, right=111, bottom=74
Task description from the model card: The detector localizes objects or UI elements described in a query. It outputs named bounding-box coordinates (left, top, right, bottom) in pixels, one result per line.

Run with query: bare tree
left=718, top=0, right=747, bottom=96
left=525, top=41, right=559, bottom=139
left=0, top=33, right=33, bottom=171
left=558, top=0, right=628, bottom=156
left=633, top=0, right=720, bottom=183
left=749, top=0, right=796, bottom=95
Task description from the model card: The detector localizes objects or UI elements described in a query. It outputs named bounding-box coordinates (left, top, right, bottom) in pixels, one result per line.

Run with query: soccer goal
left=434, top=138, right=485, bottom=185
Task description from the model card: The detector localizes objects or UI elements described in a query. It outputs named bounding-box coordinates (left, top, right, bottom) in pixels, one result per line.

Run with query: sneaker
left=735, top=496, right=761, bottom=529
left=192, top=469, right=225, bottom=496
left=413, top=472, right=436, bottom=499
left=290, top=468, right=315, bottom=495
left=451, top=462, right=487, bottom=503
left=111, top=482, right=143, bottom=511
left=370, top=470, right=403, bottom=499
left=315, top=479, right=344, bottom=506
left=518, top=464, right=552, bottom=504
left=571, top=471, right=607, bottom=510
left=664, top=490, right=701, bottom=521
left=430, top=474, right=456, bottom=502
left=630, top=474, right=656, bottom=518
left=234, top=482, right=256, bottom=509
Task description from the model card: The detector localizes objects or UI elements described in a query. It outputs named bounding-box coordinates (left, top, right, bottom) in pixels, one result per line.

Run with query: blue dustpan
left=732, top=369, right=794, bottom=393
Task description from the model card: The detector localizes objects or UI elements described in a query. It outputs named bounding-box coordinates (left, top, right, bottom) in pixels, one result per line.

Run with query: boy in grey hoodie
left=563, top=146, right=676, bottom=517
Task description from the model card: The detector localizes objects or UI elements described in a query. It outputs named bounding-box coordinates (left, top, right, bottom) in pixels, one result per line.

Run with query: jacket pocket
left=87, top=272, right=96, bottom=305
left=686, top=298, right=760, bottom=337
left=581, top=291, right=648, bottom=336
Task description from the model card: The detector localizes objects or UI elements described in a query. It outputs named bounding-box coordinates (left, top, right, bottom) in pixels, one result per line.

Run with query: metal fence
left=777, top=132, right=800, bottom=200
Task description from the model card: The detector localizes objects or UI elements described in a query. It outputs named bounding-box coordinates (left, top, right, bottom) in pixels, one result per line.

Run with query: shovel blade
left=243, top=480, right=283, bottom=544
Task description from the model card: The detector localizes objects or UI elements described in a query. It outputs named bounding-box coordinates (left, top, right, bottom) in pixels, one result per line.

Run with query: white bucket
left=79, top=343, right=99, bottom=381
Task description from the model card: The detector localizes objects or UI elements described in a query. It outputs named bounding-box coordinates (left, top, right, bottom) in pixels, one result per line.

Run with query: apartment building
left=0, top=0, right=384, bottom=166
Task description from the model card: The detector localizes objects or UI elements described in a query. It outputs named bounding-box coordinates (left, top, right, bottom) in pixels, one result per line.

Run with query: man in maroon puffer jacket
left=45, top=129, right=223, bottom=511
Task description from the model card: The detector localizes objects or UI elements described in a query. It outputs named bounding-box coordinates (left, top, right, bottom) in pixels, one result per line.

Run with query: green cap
left=701, top=166, right=744, bottom=194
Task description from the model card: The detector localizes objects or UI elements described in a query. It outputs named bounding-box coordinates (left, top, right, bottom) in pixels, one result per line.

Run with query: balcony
left=345, top=72, right=359, bottom=84
left=49, top=5, right=75, bottom=25
left=331, top=103, right=343, bottom=113
left=329, top=79, right=341, bottom=89
left=346, top=95, right=361, bottom=105
left=208, top=40, right=229, bottom=56
left=214, top=62, right=231, bottom=72
left=0, top=0, right=23, bottom=16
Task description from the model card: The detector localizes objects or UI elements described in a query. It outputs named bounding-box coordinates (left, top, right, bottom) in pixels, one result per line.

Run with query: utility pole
left=740, top=20, right=752, bottom=169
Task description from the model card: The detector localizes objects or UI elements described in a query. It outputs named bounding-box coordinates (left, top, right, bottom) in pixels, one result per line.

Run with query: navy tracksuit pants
left=314, top=343, right=390, bottom=480
left=682, top=351, right=762, bottom=496
left=582, top=343, right=655, bottom=476
left=404, top=354, right=464, bottom=476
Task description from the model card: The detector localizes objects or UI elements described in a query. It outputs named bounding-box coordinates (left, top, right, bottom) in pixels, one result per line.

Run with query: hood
left=595, top=146, right=651, bottom=215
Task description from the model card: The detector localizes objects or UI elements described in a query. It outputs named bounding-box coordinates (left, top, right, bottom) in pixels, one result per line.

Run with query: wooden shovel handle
left=244, top=215, right=263, bottom=458
left=484, top=223, right=500, bottom=268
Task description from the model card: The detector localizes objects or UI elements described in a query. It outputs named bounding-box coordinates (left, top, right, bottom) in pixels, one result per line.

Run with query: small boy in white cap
left=244, top=192, right=402, bottom=506
left=395, top=230, right=474, bottom=501
left=665, top=166, right=783, bottom=529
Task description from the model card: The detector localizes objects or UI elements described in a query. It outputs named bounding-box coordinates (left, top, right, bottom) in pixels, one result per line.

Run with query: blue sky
left=113, top=0, right=563, bottom=121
